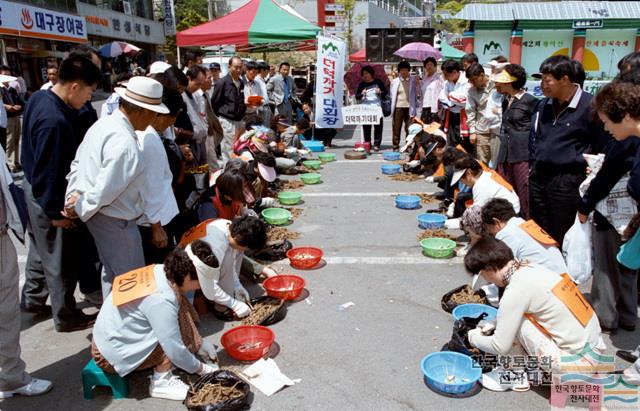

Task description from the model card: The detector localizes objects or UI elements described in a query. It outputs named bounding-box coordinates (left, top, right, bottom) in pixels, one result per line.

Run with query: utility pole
left=208, top=0, right=216, bottom=20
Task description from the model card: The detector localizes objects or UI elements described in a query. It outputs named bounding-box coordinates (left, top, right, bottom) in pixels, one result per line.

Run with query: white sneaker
left=149, top=373, right=189, bottom=401
left=622, top=365, right=640, bottom=385
left=0, top=378, right=53, bottom=398
left=481, top=368, right=530, bottom=392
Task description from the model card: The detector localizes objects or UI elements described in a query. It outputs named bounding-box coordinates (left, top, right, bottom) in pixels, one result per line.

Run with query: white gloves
left=444, top=218, right=460, bottom=230
left=261, top=266, right=278, bottom=278
left=285, top=147, right=297, bottom=154
left=297, top=149, right=310, bottom=155
left=425, top=176, right=435, bottom=183
left=260, top=197, right=276, bottom=208
left=407, top=160, right=420, bottom=168
left=230, top=299, right=251, bottom=318
left=234, top=285, right=251, bottom=305
left=446, top=202, right=455, bottom=218
left=467, top=328, right=483, bottom=347
left=198, top=339, right=218, bottom=362
left=199, top=362, right=219, bottom=375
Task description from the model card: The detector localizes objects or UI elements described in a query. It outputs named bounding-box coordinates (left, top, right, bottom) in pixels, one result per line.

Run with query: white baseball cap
left=451, top=169, right=467, bottom=186
left=148, top=61, right=171, bottom=74
left=115, top=76, right=169, bottom=114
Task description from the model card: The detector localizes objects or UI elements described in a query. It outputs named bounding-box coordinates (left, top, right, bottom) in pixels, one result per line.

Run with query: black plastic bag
left=211, top=296, right=286, bottom=326
left=442, top=313, right=492, bottom=372
left=441, top=285, right=488, bottom=313
left=185, top=370, right=250, bottom=411
left=248, top=240, right=293, bottom=262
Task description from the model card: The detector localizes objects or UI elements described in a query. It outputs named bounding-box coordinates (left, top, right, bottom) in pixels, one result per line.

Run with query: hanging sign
left=315, top=35, right=346, bottom=129
left=0, top=0, right=87, bottom=43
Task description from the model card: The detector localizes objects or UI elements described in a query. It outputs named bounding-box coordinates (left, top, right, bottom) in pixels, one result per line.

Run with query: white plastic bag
left=562, top=216, right=593, bottom=284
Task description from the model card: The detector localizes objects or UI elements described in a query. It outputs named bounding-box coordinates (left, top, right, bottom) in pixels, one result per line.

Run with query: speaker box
left=382, top=27, right=401, bottom=62
left=401, top=28, right=435, bottom=46
left=365, top=28, right=383, bottom=62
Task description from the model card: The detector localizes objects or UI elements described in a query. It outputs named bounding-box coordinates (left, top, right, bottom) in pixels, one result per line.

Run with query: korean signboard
left=162, top=0, right=176, bottom=36
left=76, top=2, right=164, bottom=45
left=0, top=0, right=87, bottom=43
left=584, top=29, right=635, bottom=77
left=315, top=35, right=346, bottom=129
left=474, top=30, right=510, bottom=64
left=521, top=29, right=573, bottom=77
left=342, top=104, right=382, bottom=125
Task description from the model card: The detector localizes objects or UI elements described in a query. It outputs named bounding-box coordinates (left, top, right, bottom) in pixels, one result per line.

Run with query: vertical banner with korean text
left=163, top=0, right=176, bottom=36
left=315, top=35, right=345, bottom=129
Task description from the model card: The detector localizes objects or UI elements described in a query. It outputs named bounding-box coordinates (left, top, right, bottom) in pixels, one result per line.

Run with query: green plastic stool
left=82, top=359, right=129, bottom=399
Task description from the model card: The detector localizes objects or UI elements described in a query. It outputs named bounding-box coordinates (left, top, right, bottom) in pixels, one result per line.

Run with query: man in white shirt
left=136, top=88, right=181, bottom=264
left=40, top=65, right=58, bottom=90
left=243, top=61, right=267, bottom=117
left=482, top=198, right=567, bottom=274
left=64, top=76, right=169, bottom=297
left=256, top=61, right=271, bottom=126
left=439, top=59, right=470, bottom=151
left=183, top=65, right=209, bottom=171
left=390, top=61, right=415, bottom=151
left=417, top=57, right=442, bottom=124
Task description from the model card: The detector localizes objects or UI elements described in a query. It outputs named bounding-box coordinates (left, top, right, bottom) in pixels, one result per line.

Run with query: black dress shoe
left=619, top=323, right=636, bottom=332
left=617, top=350, right=639, bottom=363
left=55, top=312, right=97, bottom=333
left=20, top=303, right=52, bottom=316
left=600, top=326, right=617, bottom=335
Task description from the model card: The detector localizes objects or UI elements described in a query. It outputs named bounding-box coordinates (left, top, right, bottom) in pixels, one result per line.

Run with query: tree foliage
left=163, top=0, right=209, bottom=58
left=433, top=0, right=468, bottom=34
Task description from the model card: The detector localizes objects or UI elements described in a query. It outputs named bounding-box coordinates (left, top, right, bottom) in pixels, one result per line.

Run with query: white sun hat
left=115, top=76, right=169, bottom=114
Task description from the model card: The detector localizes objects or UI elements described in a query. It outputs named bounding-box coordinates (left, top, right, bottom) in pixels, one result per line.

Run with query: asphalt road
left=2, top=119, right=638, bottom=411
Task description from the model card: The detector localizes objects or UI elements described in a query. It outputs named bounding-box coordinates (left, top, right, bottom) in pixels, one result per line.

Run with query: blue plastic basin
left=421, top=351, right=482, bottom=395
left=417, top=213, right=447, bottom=229
left=395, top=195, right=421, bottom=209
left=381, top=164, right=401, bottom=175
left=302, top=140, right=325, bottom=152
left=452, top=303, right=498, bottom=322
left=383, top=151, right=401, bottom=161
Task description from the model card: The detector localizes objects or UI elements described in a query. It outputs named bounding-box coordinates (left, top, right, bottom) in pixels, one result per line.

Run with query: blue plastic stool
left=82, top=359, right=129, bottom=399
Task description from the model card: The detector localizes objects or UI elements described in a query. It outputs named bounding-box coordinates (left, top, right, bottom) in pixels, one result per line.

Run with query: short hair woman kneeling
left=91, top=240, right=219, bottom=401
left=464, top=237, right=605, bottom=386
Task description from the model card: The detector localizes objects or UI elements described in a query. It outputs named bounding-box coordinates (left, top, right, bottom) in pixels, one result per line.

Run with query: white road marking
left=333, top=159, right=386, bottom=163
left=302, top=192, right=432, bottom=197
left=323, top=256, right=463, bottom=265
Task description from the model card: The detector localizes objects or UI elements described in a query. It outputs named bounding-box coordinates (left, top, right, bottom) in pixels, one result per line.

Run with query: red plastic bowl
left=220, top=325, right=275, bottom=362
left=287, top=247, right=324, bottom=269
left=263, top=275, right=306, bottom=300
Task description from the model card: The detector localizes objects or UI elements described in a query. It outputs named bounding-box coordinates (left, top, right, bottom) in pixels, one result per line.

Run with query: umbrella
left=99, top=41, right=141, bottom=58
left=393, top=42, right=442, bottom=61
left=344, top=63, right=389, bottom=95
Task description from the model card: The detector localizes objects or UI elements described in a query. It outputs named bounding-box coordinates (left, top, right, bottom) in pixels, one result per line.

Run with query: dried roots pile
left=388, top=173, right=424, bottom=182
left=449, top=285, right=487, bottom=305
left=187, top=381, right=243, bottom=406
left=241, top=298, right=283, bottom=326
left=280, top=180, right=305, bottom=190
left=267, top=227, right=300, bottom=243
left=417, top=229, right=456, bottom=241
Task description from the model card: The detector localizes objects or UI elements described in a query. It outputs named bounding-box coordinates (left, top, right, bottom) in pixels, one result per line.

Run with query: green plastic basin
left=318, top=153, right=336, bottom=163
left=278, top=191, right=302, bottom=205
left=300, top=173, right=322, bottom=185
left=420, top=238, right=457, bottom=259
left=261, top=208, right=292, bottom=225
left=302, top=160, right=322, bottom=170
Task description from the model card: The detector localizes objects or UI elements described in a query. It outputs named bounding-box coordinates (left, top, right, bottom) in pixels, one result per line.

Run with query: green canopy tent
left=440, top=42, right=465, bottom=61
left=176, top=0, right=321, bottom=49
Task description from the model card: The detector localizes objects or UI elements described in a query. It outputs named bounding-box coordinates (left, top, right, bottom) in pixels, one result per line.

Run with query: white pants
left=219, top=117, right=244, bottom=166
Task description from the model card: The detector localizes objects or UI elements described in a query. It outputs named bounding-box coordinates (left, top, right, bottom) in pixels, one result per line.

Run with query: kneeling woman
left=91, top=240, right=219, bottom=401
left=464, top=237, right=605, bottom=371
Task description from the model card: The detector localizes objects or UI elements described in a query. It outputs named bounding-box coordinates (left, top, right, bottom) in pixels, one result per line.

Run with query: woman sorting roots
left=463, top=237, right=605, bottom=392
left=91, top=240, right=220, bottom=401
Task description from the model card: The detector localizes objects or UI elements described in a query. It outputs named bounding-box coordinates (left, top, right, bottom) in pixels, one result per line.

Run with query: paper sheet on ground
left=240, top=358, right=300, bottom=396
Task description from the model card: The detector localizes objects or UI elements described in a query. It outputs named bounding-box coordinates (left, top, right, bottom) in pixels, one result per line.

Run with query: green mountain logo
left=323, top=42, right=339, bottom=53
left=483, top=41, right=503, bottom=55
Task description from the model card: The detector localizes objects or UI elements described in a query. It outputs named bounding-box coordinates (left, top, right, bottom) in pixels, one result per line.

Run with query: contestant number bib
left=179, top=218, right=215, bottom=247
left=519, top=220, right=558, bottom=246
left=113, top=265, right=157, bottom=307
left=552, top=274, right=594, bottom=327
